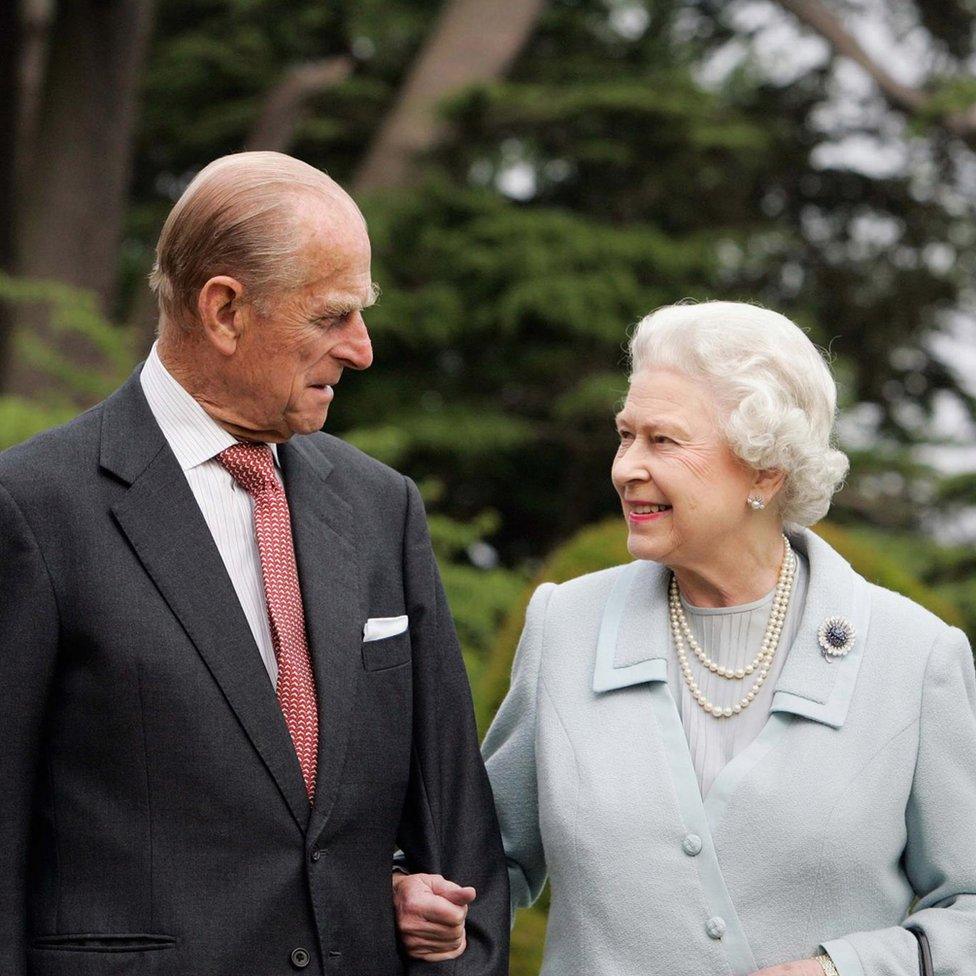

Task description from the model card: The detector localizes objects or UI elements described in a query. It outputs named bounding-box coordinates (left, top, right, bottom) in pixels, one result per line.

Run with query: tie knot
left=217, top=442, right=279, bottom=497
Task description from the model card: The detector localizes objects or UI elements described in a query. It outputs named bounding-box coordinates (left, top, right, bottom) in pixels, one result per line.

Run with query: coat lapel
left=101, top=370, right=312, bottom=832
left=592, top=558, right=670, bottom=691
left=278, top=436, right=365, bottom=845
left=768, top=528, right=872, bottom=729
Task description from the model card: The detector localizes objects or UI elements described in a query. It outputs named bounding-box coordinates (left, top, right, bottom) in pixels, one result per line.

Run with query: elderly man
left=0, top=152, right=509, bottom=976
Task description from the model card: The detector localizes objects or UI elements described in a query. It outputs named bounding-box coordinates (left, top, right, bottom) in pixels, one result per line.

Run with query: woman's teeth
left=632, top=504, right=671, bottom=514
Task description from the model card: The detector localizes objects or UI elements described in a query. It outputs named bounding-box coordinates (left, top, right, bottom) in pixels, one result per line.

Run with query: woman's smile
left=626, top=501, right=673, bottom=523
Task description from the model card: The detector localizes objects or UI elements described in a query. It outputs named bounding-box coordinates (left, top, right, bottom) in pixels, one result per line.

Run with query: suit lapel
left=279, top=436, right=365, bottom=844
left=102, top=371, right=311, bottom=832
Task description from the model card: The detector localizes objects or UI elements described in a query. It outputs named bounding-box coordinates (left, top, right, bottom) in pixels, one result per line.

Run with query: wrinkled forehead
left=618, top=368, right=721, bottom=430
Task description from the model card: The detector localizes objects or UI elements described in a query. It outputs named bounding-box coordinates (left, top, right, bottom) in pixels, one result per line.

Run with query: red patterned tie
left=218, top=442, right=318, bottom=802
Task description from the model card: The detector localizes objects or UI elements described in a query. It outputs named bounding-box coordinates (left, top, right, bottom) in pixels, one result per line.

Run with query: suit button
left=682, top=833, right=703, bottom=856
left=310, top=848, right=322, bottom=862
left=706, top=917, right=726, bottom=940
left=291, top=947, right=311, bottom=968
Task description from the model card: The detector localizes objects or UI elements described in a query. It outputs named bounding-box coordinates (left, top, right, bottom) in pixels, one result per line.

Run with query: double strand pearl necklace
left=668, top=535, right=796, bottom=719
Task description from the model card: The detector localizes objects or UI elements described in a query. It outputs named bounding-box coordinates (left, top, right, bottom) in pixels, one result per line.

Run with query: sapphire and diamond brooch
left=818, top=616, right=855, bottom=660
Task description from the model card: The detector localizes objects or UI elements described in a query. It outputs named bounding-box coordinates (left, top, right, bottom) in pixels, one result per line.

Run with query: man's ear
left=197, top=276, right=247, bottom=355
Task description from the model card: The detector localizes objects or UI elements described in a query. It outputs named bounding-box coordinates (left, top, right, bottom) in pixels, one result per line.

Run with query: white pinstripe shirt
left=140, top=343, right=280, bottom=686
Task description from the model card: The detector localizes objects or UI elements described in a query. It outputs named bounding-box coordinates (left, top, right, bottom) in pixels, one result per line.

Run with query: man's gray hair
left=628, top=300, right=849, bottom=527
left=149, top=151, right=349, bottom=331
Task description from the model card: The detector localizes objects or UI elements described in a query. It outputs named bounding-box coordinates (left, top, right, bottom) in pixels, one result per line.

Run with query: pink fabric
left=218, top=442, right=318, bottom=802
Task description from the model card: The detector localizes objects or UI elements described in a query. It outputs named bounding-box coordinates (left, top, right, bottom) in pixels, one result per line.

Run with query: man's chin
left=289, top=407, right=330, bottom=436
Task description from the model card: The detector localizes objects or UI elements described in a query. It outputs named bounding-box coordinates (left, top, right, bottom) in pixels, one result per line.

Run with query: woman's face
left=611, top=368, right=758, bottom=569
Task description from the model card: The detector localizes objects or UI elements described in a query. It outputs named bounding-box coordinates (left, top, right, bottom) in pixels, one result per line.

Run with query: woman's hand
left=752, top=960, right=825, bottom=976
left=392, top=871, right=477, bottom=961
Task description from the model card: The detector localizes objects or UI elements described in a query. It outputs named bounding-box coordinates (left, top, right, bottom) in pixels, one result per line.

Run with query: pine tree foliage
left=4, top=0, right=974, bottom=692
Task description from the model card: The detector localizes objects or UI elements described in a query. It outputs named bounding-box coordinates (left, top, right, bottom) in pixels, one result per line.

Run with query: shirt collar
left=139, top=342, right=280, bottom=472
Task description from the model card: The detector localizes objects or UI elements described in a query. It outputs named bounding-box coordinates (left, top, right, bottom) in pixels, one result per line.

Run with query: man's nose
left=336, top=314, right=373, bottom=370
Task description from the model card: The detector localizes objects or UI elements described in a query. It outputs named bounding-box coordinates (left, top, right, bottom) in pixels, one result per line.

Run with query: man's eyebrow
left=315, top=282, right=381, bottom=317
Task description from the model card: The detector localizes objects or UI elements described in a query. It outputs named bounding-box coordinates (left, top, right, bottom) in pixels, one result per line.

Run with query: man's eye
left=617, top=430, right=633, bottom=441
left=653, top=435, right=673, bottom=444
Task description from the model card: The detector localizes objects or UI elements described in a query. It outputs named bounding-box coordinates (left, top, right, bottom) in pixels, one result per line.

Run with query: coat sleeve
left=821, top=626, right=976, bottom=976
left=395, top=476, right=510, bottom=976
left=481, top=581, right=555, bottom=923
left=0, top=481, right=60, bottom=976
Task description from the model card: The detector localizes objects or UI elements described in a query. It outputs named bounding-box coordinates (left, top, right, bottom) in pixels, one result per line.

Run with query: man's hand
left=392, top=872, right=477, bottom=961
left=752, top=960, right=825, bottom=976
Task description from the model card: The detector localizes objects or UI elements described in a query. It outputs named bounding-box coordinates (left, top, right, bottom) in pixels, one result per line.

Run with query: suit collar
left=592, top=527, right=871, bottom=729
left=100, top=365, right=170, bottom=485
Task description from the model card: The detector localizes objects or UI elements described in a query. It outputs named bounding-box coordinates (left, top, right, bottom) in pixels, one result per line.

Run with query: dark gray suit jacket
left=0, top=369, right=509, bottom=976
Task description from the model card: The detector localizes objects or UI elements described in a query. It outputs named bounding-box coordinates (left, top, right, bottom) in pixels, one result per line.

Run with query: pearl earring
left=747, top=495, right=765, bottom=511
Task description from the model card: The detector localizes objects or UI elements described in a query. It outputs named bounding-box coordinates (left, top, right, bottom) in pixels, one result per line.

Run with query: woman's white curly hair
left=628, top=301, right=849, bottom=527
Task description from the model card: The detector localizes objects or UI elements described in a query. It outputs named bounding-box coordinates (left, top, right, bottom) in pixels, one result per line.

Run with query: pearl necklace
left=668, top=536, right=796, bottom=719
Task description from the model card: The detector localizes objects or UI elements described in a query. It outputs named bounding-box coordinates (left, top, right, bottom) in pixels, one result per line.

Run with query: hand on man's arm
left=393, top=872, right=476, bottom=961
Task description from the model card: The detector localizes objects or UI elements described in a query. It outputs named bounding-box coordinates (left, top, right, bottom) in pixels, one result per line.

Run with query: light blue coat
left=482, top=528, right=976, bottom=976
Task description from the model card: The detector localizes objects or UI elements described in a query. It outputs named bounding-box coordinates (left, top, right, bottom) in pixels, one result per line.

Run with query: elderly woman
left=393, top=301, right=976, bottom=976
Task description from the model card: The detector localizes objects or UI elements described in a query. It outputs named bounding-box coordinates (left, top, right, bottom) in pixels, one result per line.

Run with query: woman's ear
left=752, top=467, right=787, bottom=504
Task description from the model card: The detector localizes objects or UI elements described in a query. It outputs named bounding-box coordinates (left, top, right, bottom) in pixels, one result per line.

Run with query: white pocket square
left=363, top=615, right=409, bottom=642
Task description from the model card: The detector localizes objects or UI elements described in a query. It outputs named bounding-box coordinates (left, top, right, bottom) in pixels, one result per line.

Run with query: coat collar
left=592, top=528, right=872, bottom=729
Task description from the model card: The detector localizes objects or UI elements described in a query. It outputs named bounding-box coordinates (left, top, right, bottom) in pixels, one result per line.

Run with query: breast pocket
left=361, top=632, right=411, bottom=672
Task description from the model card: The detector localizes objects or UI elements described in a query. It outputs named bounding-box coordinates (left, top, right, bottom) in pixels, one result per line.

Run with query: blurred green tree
left=6, top=0, right=976, bottom=667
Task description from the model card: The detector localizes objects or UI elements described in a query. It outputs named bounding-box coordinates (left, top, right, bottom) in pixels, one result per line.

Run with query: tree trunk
left=353, top=0, right=547, bottom=193
left=0, top=0, right=24, bottom=387
left=7, top=0, right=155, bottom=397
left=246, top=57, right=353, bottom=153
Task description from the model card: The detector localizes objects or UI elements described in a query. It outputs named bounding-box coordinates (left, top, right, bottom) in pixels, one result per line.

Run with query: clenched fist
left=392, top=872, right=477, bottom=961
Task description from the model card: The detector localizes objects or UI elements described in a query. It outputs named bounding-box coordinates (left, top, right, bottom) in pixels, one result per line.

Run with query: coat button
left=310, top=848, right=322, bottom=862
left=682, top=833, right=703, bottom=856
left=706, top=917, right=726, bottom=940
left=290, top=947, right=311, bottom=969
